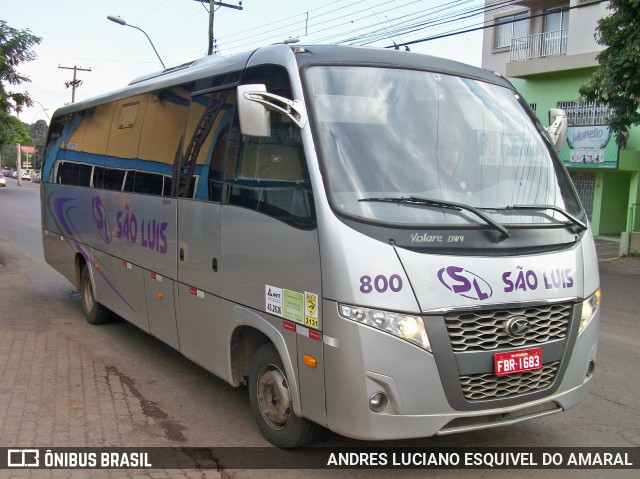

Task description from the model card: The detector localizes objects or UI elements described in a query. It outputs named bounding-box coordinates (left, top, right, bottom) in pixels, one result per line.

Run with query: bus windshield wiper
left=358, top=196, right=511, bottom=240
left=497, top=205, right=587, bottom=231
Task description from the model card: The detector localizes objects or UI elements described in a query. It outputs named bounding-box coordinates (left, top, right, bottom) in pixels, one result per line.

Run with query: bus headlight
left=338, top=304, right=431, bottom=352
left=579, top=289, right=601, bottom=334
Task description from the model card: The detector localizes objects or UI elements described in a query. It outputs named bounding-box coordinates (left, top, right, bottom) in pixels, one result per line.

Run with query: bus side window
left=123, top=170, right=165, bottom=196
left=226, top=111, right=315, bottom=228
left=208, top=123, right=231, bottom=202
left=56, top=161, right=92, bottom=187
left=181, top=87, right=236, bottom=202
left=225, top=65, right=315, bottom=228
left=93, top=166, right=126, bottom=191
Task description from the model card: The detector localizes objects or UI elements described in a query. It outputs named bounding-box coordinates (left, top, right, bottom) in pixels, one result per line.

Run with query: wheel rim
left=82, top=274, right=94, bottom=314
left=256, top=364, right=291, bottom=430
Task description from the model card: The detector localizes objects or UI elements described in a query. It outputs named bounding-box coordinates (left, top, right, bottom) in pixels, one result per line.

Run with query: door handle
left=212, top=258, right=218, bottom=272
left=179, top=248, right=184, bottom=261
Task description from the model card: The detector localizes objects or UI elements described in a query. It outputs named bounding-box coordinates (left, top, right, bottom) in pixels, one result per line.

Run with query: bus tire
left=80, top=265, right=111, bottom=325
left=249, top=343, right=320, bottom=447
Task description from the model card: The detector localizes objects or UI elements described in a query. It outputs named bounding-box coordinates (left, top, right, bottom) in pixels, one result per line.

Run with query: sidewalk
left=594, top=237, right=621, bottom=261
left=0, top=239, right=221, bottom=479
left=595, top=236, right=640, bottom=276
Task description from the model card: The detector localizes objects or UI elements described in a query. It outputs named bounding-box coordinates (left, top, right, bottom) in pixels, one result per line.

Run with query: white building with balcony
left=482, top=0, right=608, bottom=76
left=481, top=0, right=640, bottom=250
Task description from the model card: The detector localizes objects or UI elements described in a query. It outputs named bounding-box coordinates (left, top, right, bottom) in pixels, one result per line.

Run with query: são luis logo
left=437, top=266, right=493, bottom=301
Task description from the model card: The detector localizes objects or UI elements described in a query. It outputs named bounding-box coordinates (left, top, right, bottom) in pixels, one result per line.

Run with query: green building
left=481, top=0, right=640, bottom=253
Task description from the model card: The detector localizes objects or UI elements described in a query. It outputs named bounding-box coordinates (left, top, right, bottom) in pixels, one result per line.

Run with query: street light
left=31, top=100, right=51, bottom=122
left=107, top=15, right=166, bottom=69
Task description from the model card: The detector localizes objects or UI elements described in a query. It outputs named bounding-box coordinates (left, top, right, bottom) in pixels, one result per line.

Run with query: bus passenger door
left=176, top=198, right=223, bottom=373
left=223, top=63, right=326, bottom=425
left=175, top=87, right=234, bottom=375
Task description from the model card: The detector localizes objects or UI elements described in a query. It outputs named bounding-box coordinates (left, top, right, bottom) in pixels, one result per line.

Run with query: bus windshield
left=304, top=65, right=582, bottom=227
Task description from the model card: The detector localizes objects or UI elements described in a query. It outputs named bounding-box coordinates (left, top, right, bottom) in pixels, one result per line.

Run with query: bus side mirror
left=546, top=108, right=568, bottom=149
left=237, top=84, right=308, bottom=138
left=237, top=84, right=271, bottom=138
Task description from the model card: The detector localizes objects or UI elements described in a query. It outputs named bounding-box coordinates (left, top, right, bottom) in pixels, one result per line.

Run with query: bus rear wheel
left=80, top=265, right=111, bottom=325
left=249, top=343, right=320, bottom=447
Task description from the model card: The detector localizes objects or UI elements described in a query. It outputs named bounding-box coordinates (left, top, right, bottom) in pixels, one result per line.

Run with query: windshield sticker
left=437, top=266, right=493, bottom=301
left=304, top=292, right=319, bottom=329
left=267, top=286, right=320, bottom=329
left=479, top=131, right=547, bottom=166
left=266, top=285, right=284, bottom=317
left=267, top=287, right=320, bottom=329
left=283, top=289, right=304, bottom=324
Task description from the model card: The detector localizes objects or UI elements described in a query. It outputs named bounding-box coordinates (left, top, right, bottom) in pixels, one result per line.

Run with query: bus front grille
left=459, top=361, right=560, bottom=401
left=444, top=303, right=572, bottom=352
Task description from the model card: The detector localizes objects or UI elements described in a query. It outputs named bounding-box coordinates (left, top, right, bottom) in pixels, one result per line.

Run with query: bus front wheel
left=249, top=343, right=319, bottom=447
left=80, top=265, right=111, bottom=325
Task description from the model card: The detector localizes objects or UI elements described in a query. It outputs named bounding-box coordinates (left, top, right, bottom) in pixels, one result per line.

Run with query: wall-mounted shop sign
left=559, top=125, right=618, bottom=169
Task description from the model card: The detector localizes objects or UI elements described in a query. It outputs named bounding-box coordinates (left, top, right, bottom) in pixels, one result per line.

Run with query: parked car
left=0, top=173, right=6, bottom=187
left=21, top=169, right=32, bottom=180
left=32, top=173, right=42, bottom=183
left=1, top=168, right=10, bottom=177
left=11, top=170, right=18, bottom=179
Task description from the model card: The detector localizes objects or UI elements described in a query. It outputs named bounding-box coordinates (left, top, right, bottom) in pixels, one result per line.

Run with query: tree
left=0, top=20, right=42, bottom=137
left=27, top=119, right=48, bottom=170
left=0, top=116, right=30, bottom=169
left=580, top=1, right=640, bottom=148
left=0, top=115, right=30, bottom=143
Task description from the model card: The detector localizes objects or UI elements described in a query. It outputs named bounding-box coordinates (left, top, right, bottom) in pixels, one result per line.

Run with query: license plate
left=494, top=348, right=542, bottom=376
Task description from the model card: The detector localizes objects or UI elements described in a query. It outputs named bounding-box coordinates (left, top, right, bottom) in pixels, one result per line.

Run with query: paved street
left=0, top=179, right=638, bottom=479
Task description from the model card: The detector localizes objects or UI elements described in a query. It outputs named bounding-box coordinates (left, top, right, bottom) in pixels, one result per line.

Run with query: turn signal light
left=303, top=355, right=317, bottom=368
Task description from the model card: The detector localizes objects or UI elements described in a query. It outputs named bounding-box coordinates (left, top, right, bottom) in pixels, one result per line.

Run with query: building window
left=568, top=171, right=595, bottom=221
left=544, top=8, right=569, bottom=34
left=556, top=100, right=613, bottom=126
left=495, top=12, right=529, bottom=49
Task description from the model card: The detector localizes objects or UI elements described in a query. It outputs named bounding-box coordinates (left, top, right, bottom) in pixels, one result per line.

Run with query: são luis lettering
left=116, top=205, right=169, bottom=254
left=503, top=266, right=573, bottom=293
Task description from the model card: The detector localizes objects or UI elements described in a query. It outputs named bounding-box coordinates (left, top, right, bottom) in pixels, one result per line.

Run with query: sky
left=2, top=0, right=490, bottom=124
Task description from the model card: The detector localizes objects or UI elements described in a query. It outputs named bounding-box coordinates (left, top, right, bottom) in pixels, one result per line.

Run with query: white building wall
left=566, top=0, right=609, bottom=56
left=481, top=0, right=610, bottom=76
left=481, top=2, right=525, bottom=74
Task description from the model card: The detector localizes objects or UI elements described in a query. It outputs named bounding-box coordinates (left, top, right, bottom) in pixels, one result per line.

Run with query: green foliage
left=0, top=115, right=31, bottom=145
left=0, top=20, right=42, bottom=144
left=580, top=0, right=640, bottom=148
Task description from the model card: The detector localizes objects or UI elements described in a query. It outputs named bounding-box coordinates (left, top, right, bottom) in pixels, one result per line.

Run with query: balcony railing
left=510, top=30, right=568, bottom=62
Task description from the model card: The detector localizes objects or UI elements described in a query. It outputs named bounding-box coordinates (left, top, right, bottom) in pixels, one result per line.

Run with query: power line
left=218, top=0, right=511, bottom=52
left=387, top=0, right=606, bottom=49
left=218, top=0, right=402, bottom=50
left=350, top=0, right=520, bottom=45
left=313, top=0, right=481, bottom=45
left=70, top=0, right=593, bottom=69
left=219, top=0, right=352, bottom=41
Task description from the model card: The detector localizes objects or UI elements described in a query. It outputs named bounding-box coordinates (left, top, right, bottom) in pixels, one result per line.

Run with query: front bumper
left=322, top=300, right=599, bottom=441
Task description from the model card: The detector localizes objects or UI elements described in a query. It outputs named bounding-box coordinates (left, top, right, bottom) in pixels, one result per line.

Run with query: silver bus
left=41, top=44, right=600, bottom=447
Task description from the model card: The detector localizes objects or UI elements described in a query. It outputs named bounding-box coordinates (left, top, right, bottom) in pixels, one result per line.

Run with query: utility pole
left=16, top=110, right=22, bottom=187
left=209, top=0, right=215, bottom=56
left=194, top=1, right=243, bottom=55
left=58, top=65, right=92, bottom=103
